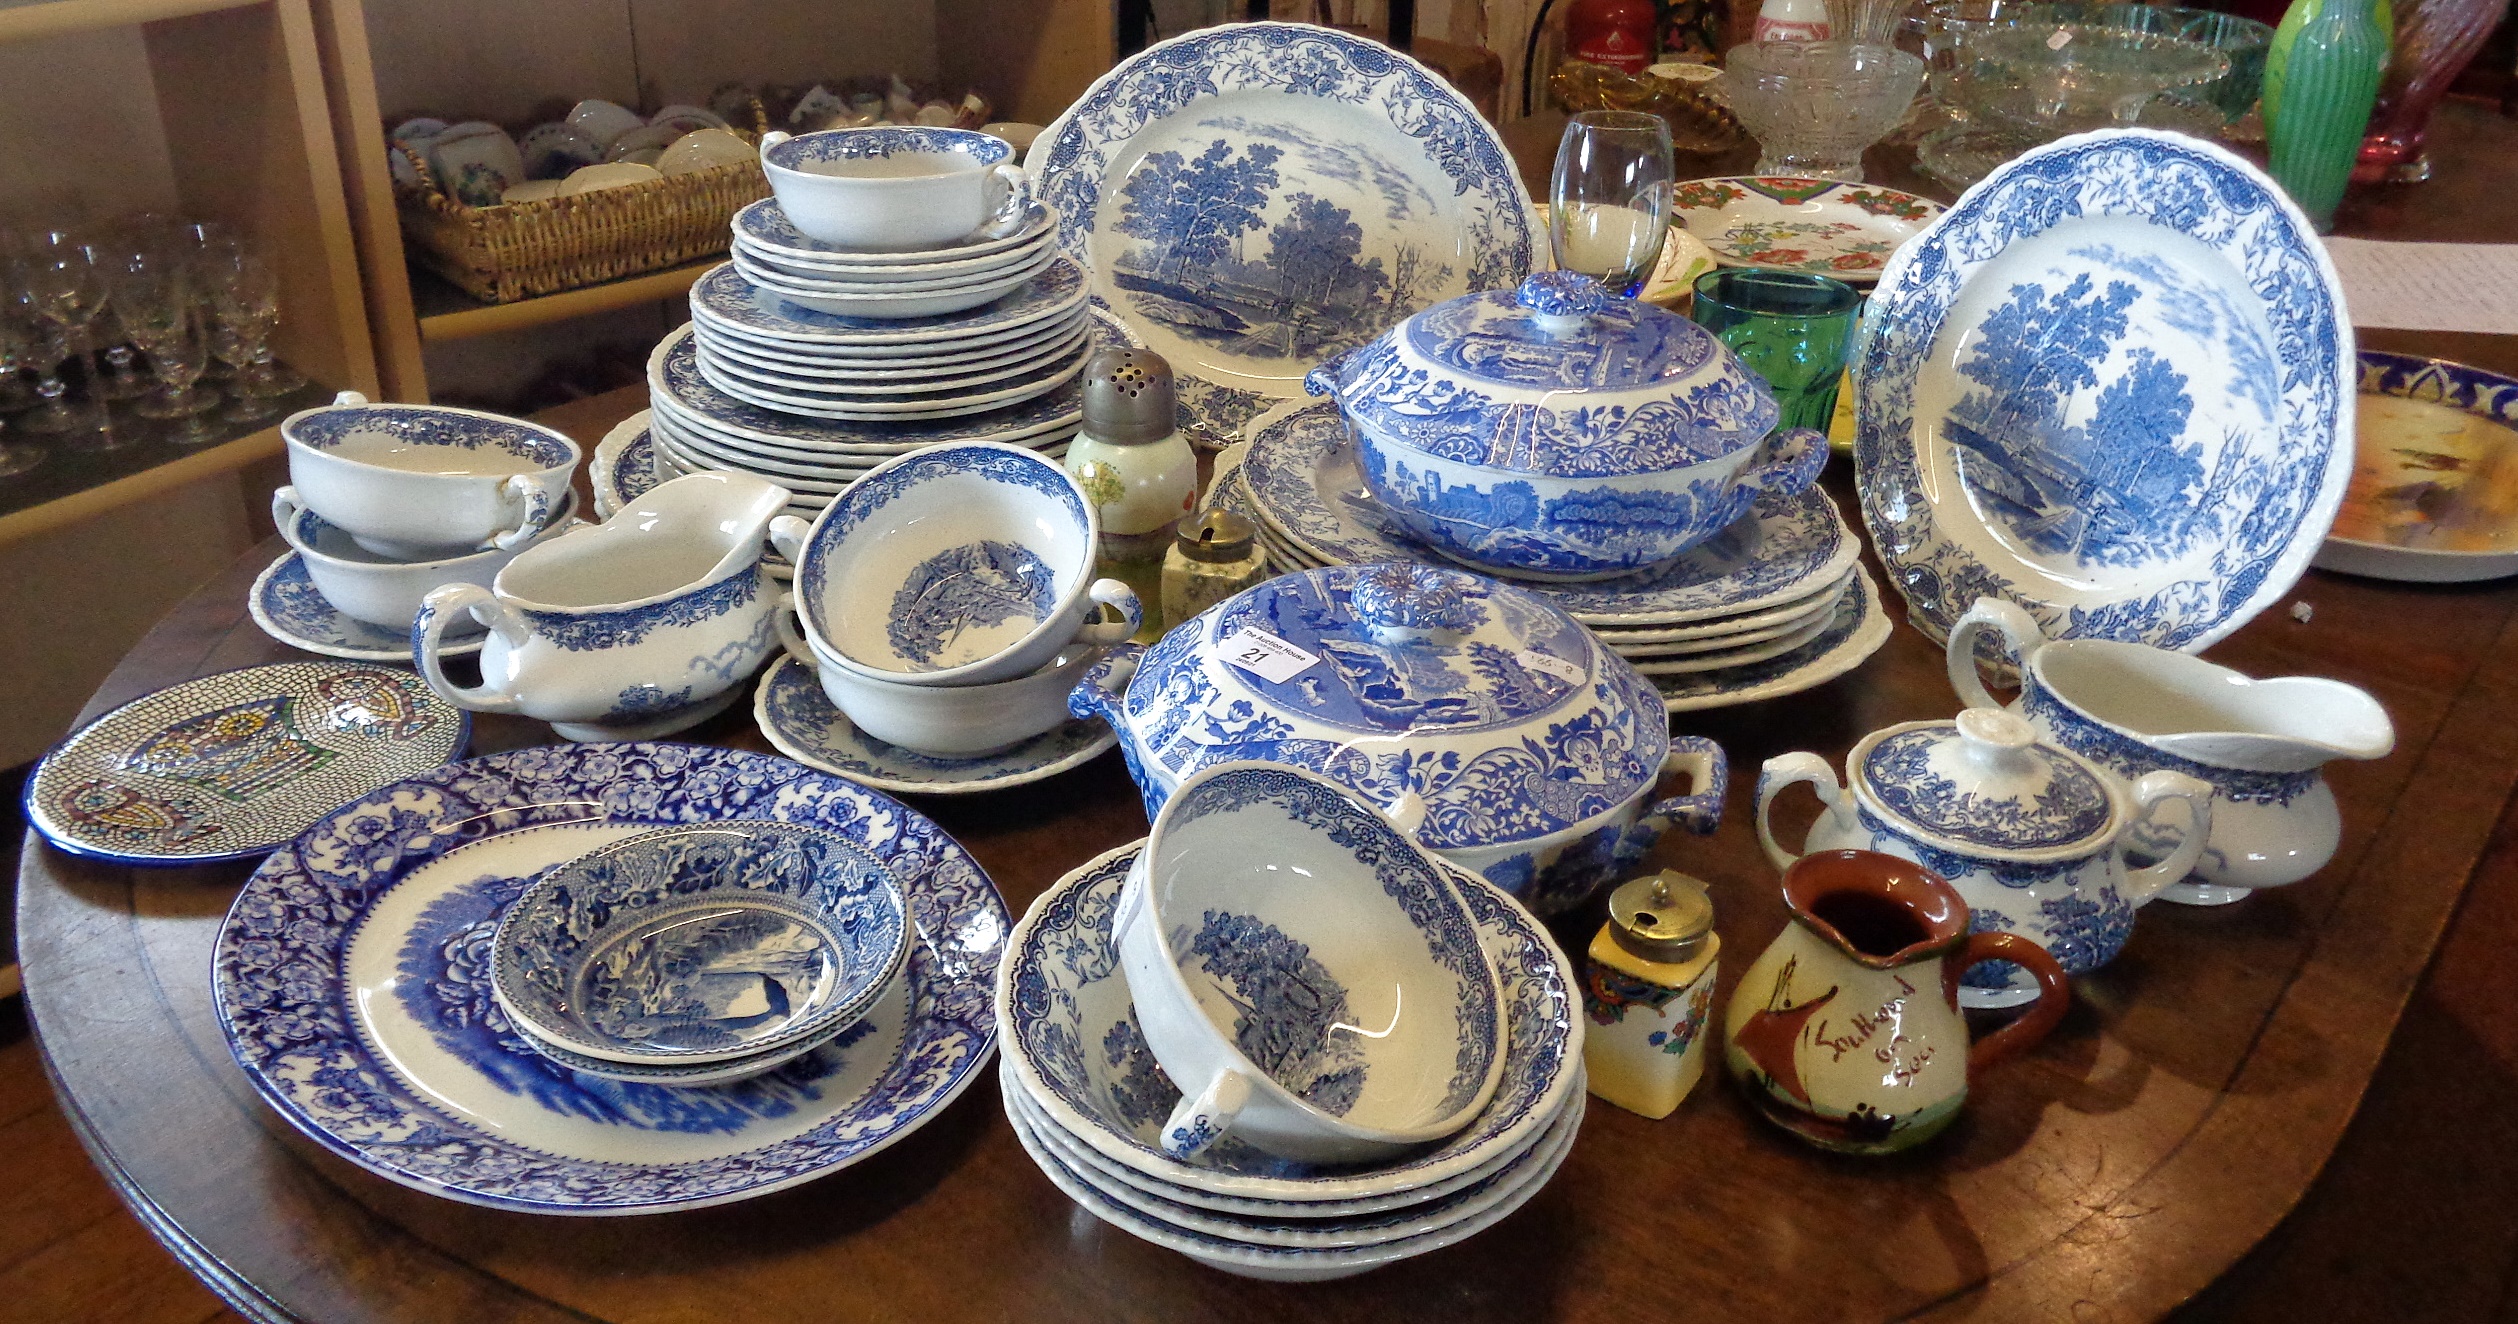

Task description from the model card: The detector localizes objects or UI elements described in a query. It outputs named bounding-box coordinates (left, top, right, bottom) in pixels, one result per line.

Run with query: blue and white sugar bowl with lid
left=1303, top=271, right=1828, bottom=582
left=1068, top=560, right=1728, bottom=915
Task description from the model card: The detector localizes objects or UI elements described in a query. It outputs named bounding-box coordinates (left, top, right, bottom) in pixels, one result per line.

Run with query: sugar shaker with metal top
left=1161, top=507, right=1270, bottom=627
left=1583, top=870, right=1722, bottom=1118
left=1065, top=348, right=1196, bottom=641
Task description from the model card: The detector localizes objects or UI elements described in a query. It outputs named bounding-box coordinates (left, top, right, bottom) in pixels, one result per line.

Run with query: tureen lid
left=1120, top=562, right=1669, bottom=850
left=1850, top=708, right=2122, bottom=859
left=1304, top=271, right=1779, bottom=479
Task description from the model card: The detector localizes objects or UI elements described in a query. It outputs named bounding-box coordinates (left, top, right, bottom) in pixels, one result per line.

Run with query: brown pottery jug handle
left=1959, top=932, right=2070, bottom=1073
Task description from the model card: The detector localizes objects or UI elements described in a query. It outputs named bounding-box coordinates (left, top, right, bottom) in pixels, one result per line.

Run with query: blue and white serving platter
left=732, top=196, right=1053, bottom=268
left=1230, top=399, right=1861, bottom=627
left=591, top=410, right=660, bottom=521
left=249, top=552, right=484, bottom=663
left=1853, top=128, right=2353, bottom=650
left=1032, top=21, right=1538, bottom=446
left=210, top=743, right=1007, bottom=1214
left=25, top=661, right=469, bottom=865
left=687, top=257, right=1088, bottom=350
left=754, top=656, right=1118, bottom=795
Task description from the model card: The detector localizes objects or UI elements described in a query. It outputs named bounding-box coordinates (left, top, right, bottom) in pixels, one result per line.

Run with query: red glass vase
left=2354, top=0, right=2509, bottom=182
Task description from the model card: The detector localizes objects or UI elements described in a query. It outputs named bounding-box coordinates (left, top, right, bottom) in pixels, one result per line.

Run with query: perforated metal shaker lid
left=1080, top=348, right=1179, bottom=445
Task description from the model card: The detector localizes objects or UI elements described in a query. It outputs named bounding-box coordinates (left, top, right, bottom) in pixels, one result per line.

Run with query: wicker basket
left=394, top=107, right=772, bottom=304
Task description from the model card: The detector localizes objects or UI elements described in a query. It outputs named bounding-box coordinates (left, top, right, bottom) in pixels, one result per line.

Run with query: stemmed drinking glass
left=117, top=257, right=221, bottom=441
left=1549, top=110, right=1677, bottom=300
left=218, top=254, right=300, bottom=397
left=0, top=314, right=43, bottom=476
left=16, top=234, right=111, bottom=435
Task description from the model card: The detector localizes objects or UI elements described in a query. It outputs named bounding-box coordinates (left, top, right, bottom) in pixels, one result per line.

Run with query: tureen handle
left=1303, top=346, right=1361, bottom=399
left=410, top=584, right=527, bottom=716
left=1739, top=428, right=1828, bottom=500
left=1067, top=642, right=1145, bottom=725
left=1755, top=752, right=1856, bottom=872
left=1614, top=736, right=1729, bottom=870
left=1946, top=597, right=2049, bottom=710
left=2118, top=770, right=2217, bottom=906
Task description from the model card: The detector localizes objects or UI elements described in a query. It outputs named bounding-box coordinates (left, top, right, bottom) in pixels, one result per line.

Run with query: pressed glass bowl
left=1723, top=42, right=1927, bottom=183
left=1969, top=24, right=2229, bottom=131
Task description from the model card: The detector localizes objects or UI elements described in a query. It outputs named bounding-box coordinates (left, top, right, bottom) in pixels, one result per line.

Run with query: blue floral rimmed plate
left=1032, top=21, right=1538, bottom=447
left=211, top=743, right=1007, bottom=1215
left=1651, top=566, right=1890, bottom=713
left=24, top=661, right=469, bottom=865
left=753, top=656, right=1117, bottom=796
left=732, top=196, right=1052, bottom=267
left=1229, top=399, right=1859, bottom=627
left=1853, top=128, right=2352, bottom=650
left=591, top=410, right=660, bottom=521
left=687, top=257, right=1088, bottom=349
left=2313, top=350, right=2518, bottom=584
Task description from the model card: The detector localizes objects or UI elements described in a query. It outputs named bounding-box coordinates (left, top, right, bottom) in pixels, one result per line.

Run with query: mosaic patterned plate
left=248, top=552, right=486, bottom=663
left=1034, top=21, right=1537, bottom=447
left=210, top=743, right=1007, bottom=1214
left=1853, top=129, right=2350, bottom=650
left=1232, top=399, right=1859, bottom=626
left=25, top=661, right=469, bottom=865
left=754, top=656, right=1118, bottom=795
left=1672, top=176, right=1941, bottom=283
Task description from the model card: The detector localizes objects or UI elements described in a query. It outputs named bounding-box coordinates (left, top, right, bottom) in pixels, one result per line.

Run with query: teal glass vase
left=2262, top=0, right=2392, bottom=232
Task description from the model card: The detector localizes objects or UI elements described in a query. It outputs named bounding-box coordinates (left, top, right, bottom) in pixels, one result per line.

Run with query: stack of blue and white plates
left=645, top=197, right=1130, bottom=516
left=996, top=843, right=1584, bottom=1282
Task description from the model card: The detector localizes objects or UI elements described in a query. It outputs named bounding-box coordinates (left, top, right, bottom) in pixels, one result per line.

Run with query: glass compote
left=1968, top=23, right=2229, bottom=131
left=1725, top=41, right=1929, bottom=182
left=1549, top=111, right=1676, bottom=299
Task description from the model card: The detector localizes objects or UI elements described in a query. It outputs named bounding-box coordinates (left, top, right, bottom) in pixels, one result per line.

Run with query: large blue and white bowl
left=1307, top=273, right=1827, bottom=582
left=1117, top=763, right=1505, bottom=1164
left=759, top=126, right=1027, bottom=253
left=282, top=391, right=580, bottom=560
left=491, top=821, right=910, bottom=1065
left=769, top=441, right=1139, bottom=687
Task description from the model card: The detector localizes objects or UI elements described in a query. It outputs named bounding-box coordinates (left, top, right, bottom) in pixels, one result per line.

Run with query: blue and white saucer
left=250, top=553, right=485, bottom=663
left=753, top=656, right=1117, bottom=795
left=1854, top=129, right=2351, bottom=650
left=211, top=743, right=1007, bottom=1214
left=25, top=661, right=469, bottom=865
left=1651, top=566, right=1890, bottom=712
left=732, top=196, right=1053, bottom=268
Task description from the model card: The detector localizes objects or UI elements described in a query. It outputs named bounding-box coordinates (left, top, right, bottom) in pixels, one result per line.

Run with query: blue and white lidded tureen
left=1303, top=272, right=1828, bottom=583
left=1067, top=561, right=1727, bottom=915
left=1754, top=707, right=2215, bottom=1008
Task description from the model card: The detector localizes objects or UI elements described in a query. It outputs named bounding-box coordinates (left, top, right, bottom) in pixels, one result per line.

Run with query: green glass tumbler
left=1688, top=270, right=1863, bottom=433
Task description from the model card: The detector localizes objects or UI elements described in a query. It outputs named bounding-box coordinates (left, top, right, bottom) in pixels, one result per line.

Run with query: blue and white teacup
left=282, top=391, right=580, bottom=560
left=759, top=126, right=1030, bottom=252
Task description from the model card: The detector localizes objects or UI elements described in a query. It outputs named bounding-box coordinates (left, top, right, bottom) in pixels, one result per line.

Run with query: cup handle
left=1613, top=736, right=1729, bottom=869
left=1945, top=597, right=2047, bottom=709
left=1161, top=1069, right=1253, bottom=1160
left=769, top=591, right=817, bottom=668
left=1957, top=932, right=2070, bottom=1073
left=1739, top=427, right=1827, bottom=500
left=767, top=514, right=814, bottom=565
left=758, top=129, right=791, bottom=162
left=2120, top=770, right=2216, bottom=905
left=975, top=162, right=1030, bottom=239
left=1754, top=751, right=1852, bottom=873
left=490, top=474, right=566, bottom=551
left=270, top=485, right=303, bottom=540
left=1072, top=579, right=1143, bottom=646
left=331, top=390, right=369, bottom=407
left=412, top=584, right=526, bottom=715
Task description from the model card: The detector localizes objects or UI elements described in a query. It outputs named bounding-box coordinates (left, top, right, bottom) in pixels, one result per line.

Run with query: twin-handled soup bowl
left=1116, top=762, right=1508, bottom=1164
left=1306, top=272, right=1827, bottom=582
left=759, top=126, right=1030, bottom=252
left=771, top=441, right=1140, bottom=688
left=272, top=485, right=578, bottom=631
left=282, top=391, right=580, bottom=559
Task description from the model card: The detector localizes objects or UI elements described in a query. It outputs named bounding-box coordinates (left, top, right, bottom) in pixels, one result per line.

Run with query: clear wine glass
left=18, top=238, right=110, bottom=433
left=119, top=260, right=221, bottom=436
left=224, top=255, right=302, bottom=397
left=1550, top=110, right=1677, bottom=299
left=207, top=306, right=274, bottom=423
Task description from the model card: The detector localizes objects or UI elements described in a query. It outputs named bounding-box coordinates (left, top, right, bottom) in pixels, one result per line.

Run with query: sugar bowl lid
left=1849, top=708, right=2123, bottom=859
left=1302, top=271, right=1780, bottom=479
left=1121, top=561, right=1671, bottom=851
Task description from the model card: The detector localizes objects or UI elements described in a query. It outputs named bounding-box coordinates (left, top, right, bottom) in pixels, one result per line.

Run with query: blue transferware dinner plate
left=1032, top=21, right=1538, bottom=446
left=211, top=742, right=1007, bottom=1215
left=591, top=411, right=660, bottom=521
left=1649, top=567, right=1891, bottom=713
left=1853, top=128, right=2352, bottom=650
left=688, top=257, right=1088, bottom=349
left=1230, top=399, right=1860, bottom=627
left=690, top=317, right=1105, bottom=421
left=732, top=196, right=1053, bottom=267
left=24, top=661, right=469, bottom=865
left=753, top=656, right=1117, bottom=796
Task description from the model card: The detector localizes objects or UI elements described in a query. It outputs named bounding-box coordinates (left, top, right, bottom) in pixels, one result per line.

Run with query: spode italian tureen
left=1067, top=561, right=1727, bottom=914
left=1304, top=272, right=1827, bottom=582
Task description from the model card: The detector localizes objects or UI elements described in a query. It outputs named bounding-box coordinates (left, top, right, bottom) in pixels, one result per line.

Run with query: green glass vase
left=2262, top=0, right=2392, bottom=232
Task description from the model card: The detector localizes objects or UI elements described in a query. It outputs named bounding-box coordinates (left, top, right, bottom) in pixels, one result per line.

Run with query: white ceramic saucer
left=753, top=654, right=1117, bottom=796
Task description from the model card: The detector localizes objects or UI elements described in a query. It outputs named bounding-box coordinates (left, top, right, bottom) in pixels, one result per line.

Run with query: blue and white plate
left=732, top=196, right=1053, bottom=267
left=25, top=661, right=469, bottom=865
left=688, top=257, right=1088, bottom=349
left=1231, top=399, right=1859, bottom=627
left=210, top=743, right=1007, bottom=1215
left=2314, top=350, right=2518, bottom=584
left=691, top=319, right=1102, bottom=421
left=1853, top=128, right=2352, bottom=650
left=1033, top=21, right=1538, bottom=446
left=1651, top=566, right=1890, bottom=712
left=694, top=316, right=1090, bottom=381
left=591, top=410, right=660, bottom=521
left=250, top=552, right=485, bottom=663
left=754, top=656, right=1116, bottom=796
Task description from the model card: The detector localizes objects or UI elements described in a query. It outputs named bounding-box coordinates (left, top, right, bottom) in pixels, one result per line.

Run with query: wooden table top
left=22, top=99, right=2518, bottom=1324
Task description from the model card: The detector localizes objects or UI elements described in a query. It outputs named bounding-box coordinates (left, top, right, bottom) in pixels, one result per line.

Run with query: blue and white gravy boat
left=413, top=471, right=790, bottom=741
left=1305, top=272, right=1826, bottom=582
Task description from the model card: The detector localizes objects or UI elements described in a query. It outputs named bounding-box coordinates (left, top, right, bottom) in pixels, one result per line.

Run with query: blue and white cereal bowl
left=1305, top=272, right=1827, bottom=582
left=282, top=391, right=580, bottom=560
